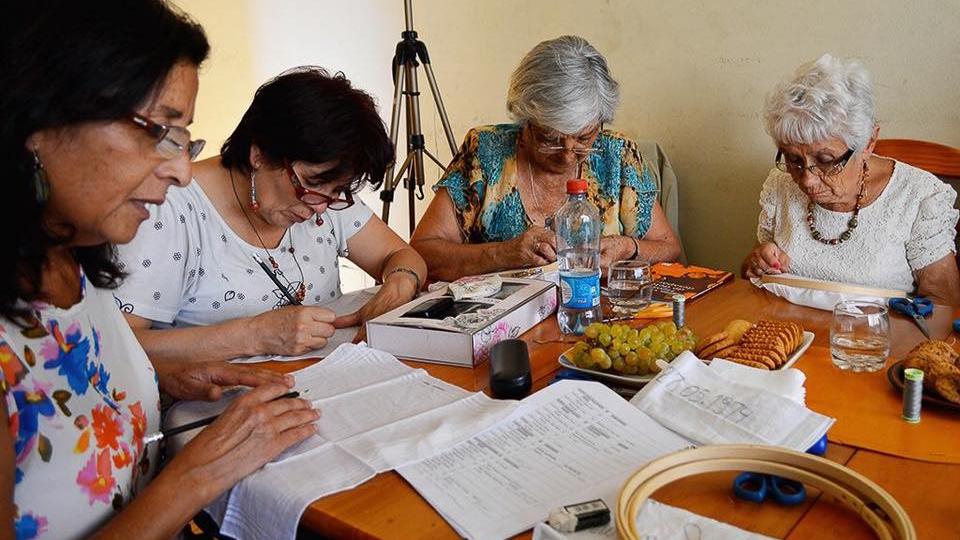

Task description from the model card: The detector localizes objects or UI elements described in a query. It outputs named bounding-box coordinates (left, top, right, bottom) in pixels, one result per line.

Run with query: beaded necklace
left=806, top=160, right=869, bottom=246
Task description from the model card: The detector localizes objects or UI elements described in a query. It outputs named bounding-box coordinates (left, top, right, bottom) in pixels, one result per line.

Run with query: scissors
left=731, top=435, right=824, bottom=506
left=733, top=472, right=806, bottom=506
left=888, top=297, right=933, bottom=339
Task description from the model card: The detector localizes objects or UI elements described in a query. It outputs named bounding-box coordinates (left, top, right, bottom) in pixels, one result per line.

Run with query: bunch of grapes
left=569, top=321, right=697, bottom=376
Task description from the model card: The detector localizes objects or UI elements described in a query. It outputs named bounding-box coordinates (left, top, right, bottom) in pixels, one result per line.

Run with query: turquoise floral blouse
left=436, top=124, right=658, bottom=243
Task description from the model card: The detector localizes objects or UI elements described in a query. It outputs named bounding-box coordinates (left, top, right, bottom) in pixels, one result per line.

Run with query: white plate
left=557, top=331, right=815, bottom=387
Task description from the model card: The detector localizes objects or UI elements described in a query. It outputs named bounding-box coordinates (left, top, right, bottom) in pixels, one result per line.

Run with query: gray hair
left=763, top=53, right=875, bottom=152
left=507, top=35, right=619, bottom=134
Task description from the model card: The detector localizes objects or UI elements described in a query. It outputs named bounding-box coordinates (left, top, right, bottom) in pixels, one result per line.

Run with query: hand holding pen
left=151, top=383, right=320, bottom=507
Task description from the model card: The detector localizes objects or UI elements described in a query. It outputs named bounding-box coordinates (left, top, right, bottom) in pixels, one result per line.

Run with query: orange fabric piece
left=798, top=345, right=960, bottom=464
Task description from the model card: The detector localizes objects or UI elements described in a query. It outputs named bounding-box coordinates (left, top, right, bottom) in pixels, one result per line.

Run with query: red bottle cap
left=566, top=180, right=588, bottom=194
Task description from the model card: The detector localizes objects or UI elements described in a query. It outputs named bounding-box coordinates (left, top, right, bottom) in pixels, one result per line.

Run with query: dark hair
left=221, top=67, right=393, bottom=193
left=0, top=0, right=209, bottom=321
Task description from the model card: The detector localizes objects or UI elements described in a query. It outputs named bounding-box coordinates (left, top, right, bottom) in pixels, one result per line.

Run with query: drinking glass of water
left=830, top=300, right=891, bottom=372
left=606, top=260, right=653, bottom=313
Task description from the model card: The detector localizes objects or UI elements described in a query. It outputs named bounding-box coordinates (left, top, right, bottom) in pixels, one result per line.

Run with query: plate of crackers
left=886, top=340, right=960, bottom=410
left=694, top=319, right=812, bottom=370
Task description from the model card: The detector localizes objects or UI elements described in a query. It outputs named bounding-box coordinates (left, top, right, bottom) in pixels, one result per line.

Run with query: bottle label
left=559, top=272, right=600, bottom=309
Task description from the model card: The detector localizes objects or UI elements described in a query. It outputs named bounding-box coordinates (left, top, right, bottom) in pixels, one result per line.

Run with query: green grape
left=652, top=342, right=668, bottom=357
left=574, top=351, right=593, bottom=369
left=609, top=325, right=623, bottom=339
left=612, top=359, right=626, bottom=373
left=619, top=343, right=632, bottom=356
left=659, top=321, right=678, bottom=334
left=590, top=347, right=607, bottom=363
left=584, top=325, right=601, bottom=340
left=637, top=327, right=653, bottom=341
left=624, top=352, right=639, bottom=366
left=611, top=338, right=623, bottom=350
left=573, top=341, right=590, bottom=354
left=622, top=363, right=639, bottom=375
left=636, top=346, right=653, bottom=362
left=595, top=350, right=613, bottom=370
left=648, top=334, right=664, bottom=346
left=670, top=341, right=686, bottom=354
left=598, top=333, right=612, bottom=347
left=609, top=349, right=622, bottom=361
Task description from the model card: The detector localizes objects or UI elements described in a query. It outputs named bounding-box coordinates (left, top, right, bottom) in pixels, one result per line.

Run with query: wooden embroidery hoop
left=617, top=445, right=915, bottom=540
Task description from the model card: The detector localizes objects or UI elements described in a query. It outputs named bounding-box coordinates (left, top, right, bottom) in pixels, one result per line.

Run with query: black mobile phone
left=403, top=296, right=455, bottom=319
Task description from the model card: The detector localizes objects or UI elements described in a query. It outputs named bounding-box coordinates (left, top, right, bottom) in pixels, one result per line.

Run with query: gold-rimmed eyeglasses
left=775, top=148, right=855, bottom=178
left=130, top=113, right=205, bottom=161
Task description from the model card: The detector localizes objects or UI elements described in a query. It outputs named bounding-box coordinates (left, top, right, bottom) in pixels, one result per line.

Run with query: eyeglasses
left=775, top=148, right=855, bottom=178
left=530, top=123, right=603, bottom=157
left=130, top=113, right=205, bottom=161
left=285, top=163, right=355, bottom=210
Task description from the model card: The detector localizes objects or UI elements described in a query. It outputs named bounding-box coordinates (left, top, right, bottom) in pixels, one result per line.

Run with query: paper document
left=230, top=287, right=376, bottom=363
left=630, top=352, right=833, bottom=450
left=165, top=343, right=517, bottom=540
left=398, top=380, right=692, bottom=540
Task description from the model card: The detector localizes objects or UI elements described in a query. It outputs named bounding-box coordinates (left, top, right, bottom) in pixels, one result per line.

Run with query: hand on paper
left=250, top=305, right=336, bottom=356
left=156, top=361, right=294, bottom=401
left=504, top=226, right=557, bottom=269
left=332, top=278, right=416, bottom=343
left=165, top=383, right=320, bottom=507
left=743, top=242, right=791, bottom=278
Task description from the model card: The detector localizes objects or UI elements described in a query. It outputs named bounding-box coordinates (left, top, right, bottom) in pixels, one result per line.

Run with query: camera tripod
left=379, top=0, right=458, bottom=235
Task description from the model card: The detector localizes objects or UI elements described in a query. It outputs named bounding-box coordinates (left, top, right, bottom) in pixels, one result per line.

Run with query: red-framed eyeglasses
left=284, top=163, right=355, bottom=210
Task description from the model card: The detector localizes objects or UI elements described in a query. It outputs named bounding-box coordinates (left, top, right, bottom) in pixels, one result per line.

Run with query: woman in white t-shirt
left=115, top=67, right=426, bottom=363
left=742, top=54, right=960, bottom=304
left=1, top=3, right=318, bottom=538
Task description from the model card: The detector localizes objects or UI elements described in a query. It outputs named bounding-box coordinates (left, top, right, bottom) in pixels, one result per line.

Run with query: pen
left=252, top=254, right=301, bottom=306
left=143, top=391, right=301, bottom=446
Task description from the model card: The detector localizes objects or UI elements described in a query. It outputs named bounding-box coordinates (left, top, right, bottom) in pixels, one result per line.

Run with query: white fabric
left=3, top=277, right=161, bottom=539
left=751, top=274, right=895, bottom=312
left=164, top=343, right=516, bottom=540
left=114, top=180, right=373, bottom=327
left=708, top=358, right=806, bottom=404
left=533, top=500, right=774, bottom=540
left=757, top=161, right=958, bottom=293
left=629, top=352, right=833, bottom=451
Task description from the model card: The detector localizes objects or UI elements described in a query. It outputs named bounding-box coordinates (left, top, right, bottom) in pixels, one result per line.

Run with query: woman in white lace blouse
left=742, top=54, right=960, bottom=304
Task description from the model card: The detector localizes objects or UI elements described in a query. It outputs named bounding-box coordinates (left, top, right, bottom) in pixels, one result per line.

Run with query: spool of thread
left=672, top=294, right=686, bottom=328
left=902, top=368, right=923, bottom=423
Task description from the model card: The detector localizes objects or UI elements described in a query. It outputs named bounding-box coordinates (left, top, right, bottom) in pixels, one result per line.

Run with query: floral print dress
left=1, top=270, right=160, bottom=539
left=436, top=124, right=659, bottom=243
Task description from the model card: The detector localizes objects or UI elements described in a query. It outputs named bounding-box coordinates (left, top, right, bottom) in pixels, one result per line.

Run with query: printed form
left=398, top=380, right=692, bottom=540
left=166, top=343, right=517, bottom=540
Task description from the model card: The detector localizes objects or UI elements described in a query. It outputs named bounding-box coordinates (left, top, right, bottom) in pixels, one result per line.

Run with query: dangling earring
left=32, top=149, right=50, bottom=205
left=250, top=170, right=260, bottom=212
left=316, top=215, right=324, bottom=226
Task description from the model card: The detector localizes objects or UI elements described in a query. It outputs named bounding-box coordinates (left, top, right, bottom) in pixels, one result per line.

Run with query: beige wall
left=177, top=0, right=960, bottom=275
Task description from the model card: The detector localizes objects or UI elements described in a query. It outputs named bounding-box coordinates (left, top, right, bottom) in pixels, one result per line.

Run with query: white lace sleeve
left=757, top=168, right=782, bottom=244
left=906, top=180, right=958, bottom=270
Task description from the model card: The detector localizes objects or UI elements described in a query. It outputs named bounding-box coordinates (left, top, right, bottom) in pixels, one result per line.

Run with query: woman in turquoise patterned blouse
left=412, top=35, right=681, bottom=281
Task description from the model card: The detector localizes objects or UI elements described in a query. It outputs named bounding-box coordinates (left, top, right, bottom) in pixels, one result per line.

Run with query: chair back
left=874, top=138, right=960, bottom=262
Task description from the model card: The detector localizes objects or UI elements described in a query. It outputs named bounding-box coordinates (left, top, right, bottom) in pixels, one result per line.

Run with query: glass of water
left=830, top=300, right=891, bottom=372
left=606, top=260, right=653, bottom=313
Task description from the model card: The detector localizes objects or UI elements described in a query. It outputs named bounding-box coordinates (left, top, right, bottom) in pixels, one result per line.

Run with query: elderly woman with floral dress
left=411, top=35, right=681, bottom=282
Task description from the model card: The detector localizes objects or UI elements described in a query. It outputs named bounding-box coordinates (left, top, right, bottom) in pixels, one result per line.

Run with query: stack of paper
left=398, top=380, right=692, bottom=539
left=164, top=343, right=517, bottom=540
left=630, top=352, right=832, bottom=450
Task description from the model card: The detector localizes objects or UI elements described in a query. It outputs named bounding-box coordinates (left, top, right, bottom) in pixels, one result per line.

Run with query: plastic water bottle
left=555, top=179, right=601, bottom=335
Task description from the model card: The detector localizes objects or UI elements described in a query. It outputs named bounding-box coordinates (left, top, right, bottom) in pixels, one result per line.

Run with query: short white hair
left=506, top=35, right=619, bottom=134
left=763, top=53, right=875, bottom=152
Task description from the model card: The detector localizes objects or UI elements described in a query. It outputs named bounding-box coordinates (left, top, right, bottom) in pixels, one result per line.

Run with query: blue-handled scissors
left=733, top=472, right=806, bottom=506
left=889, top=297, right=933, bottom=339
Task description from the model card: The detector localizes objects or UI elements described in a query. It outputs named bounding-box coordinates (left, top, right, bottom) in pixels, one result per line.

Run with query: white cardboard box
left=366, top=278, right=557, bottom=367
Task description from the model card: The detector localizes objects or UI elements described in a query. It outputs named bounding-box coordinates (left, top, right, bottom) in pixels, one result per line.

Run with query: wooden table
left=265, top=279, right=959, bottom=539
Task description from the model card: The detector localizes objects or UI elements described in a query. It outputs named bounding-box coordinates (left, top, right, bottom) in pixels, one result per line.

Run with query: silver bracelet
left=385, top=267, right=421, bottom=299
